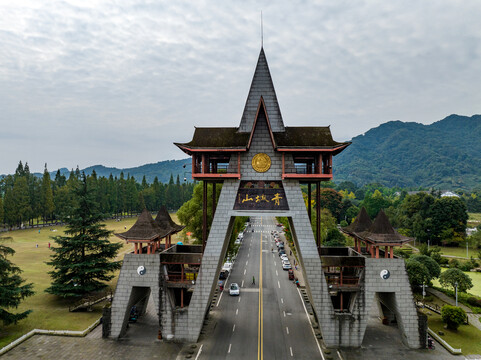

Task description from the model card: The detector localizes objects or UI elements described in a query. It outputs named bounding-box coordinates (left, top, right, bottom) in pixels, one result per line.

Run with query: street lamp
left=455, top=281, right=458, bottom=307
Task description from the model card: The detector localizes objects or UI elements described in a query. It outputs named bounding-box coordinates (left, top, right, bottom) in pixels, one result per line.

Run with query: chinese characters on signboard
left=233, top=181, right=289, bottom=210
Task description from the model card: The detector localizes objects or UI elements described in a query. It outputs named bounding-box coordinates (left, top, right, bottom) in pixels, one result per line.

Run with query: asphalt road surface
left=199, top=216, right=322, bottom=359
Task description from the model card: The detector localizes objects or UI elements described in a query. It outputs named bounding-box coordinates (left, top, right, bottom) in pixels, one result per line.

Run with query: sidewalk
left=427, top=287, right=481, bottom=332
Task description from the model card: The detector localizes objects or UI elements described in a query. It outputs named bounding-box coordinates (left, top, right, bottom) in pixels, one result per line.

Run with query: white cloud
left=0, top=0, right=480, bottom=173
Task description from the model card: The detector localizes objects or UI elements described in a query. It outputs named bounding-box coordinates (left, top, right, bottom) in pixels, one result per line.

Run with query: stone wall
left=110, top=254, right=161, bottom=338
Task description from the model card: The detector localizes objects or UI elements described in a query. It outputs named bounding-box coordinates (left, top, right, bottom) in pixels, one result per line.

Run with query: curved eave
left=115, top=233, right=160, bottom=242
left=175, top=143, right=247, bottom=155
left=276, top=143, right=351, bottom=155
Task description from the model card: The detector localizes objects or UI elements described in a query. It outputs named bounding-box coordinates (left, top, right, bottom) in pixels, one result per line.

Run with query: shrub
left=340, top=220, right=348, bottom=227
left=441, top=305, right=466, bottom=330
left=449, top=258, right=460, bottom=269
left=467, top=296, right=481, bottom=308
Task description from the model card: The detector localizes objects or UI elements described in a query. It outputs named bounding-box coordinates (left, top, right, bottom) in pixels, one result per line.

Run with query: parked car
left=219, top=270, right=229, bottom=280
left=229, top=283, right=240, bottom=296
left=280, top=254, right=288, bottom=261
left=282, top=262, right=292, bottom=270
left=278, top=249, right=286, bottom=256
left=288, top=269, right=295, bottom=280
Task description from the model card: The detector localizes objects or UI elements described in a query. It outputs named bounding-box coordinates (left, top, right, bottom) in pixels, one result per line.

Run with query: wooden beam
left=308, top=183, right=312, bottom=225
left=316, top=181, right=321, bottom=249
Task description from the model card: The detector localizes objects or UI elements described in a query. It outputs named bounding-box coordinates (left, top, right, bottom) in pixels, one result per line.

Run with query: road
left=199, top=216, right=322, bottom=359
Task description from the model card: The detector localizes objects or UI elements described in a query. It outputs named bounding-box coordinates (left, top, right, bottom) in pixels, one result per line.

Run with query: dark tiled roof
left=342, top=207, right=372, bottom=234
left=155, top=206, right=185, bottom=236
left=116, top=209, right=162, bottom=241
left=174, top=127, right=250, bottom=150
left=275, top=127, right=350, bottom=149
left=175, top=126, right=350, bottom=151
left=355, top=210, right=413, bottom=244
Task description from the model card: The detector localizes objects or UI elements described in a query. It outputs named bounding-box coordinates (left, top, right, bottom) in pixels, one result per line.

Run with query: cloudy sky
left=1, top=0, right=480, bottom=174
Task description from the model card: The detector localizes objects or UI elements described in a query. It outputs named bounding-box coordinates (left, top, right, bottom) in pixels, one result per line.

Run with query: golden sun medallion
left=251, top=153, right=271, bottom=173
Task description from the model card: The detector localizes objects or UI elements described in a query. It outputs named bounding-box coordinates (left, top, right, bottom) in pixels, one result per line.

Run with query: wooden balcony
left=191, top=153, right=241, bottom=180
left=281, top=153, right=333, bottom=181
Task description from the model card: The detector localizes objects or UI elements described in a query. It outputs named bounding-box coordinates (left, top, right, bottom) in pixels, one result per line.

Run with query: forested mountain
left=334, top=114, right=481, bottom=190
left=28, top=159, right=191, bottom=184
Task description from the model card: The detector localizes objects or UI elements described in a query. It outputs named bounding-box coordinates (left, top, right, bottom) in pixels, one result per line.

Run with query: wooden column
left=308, top=183, right=312, bottom=224
left=192, top=154, right=196, bottom=176
left=375, top=246, right=379, bottom=259
left=134, top=242, right=138, bottom=254
left=316, top=181, right=321, bottom=248
left=390, top=246, right=394, bottom=259
left=385, top=246, right=388, bottom=258
left=282, top=153, right=285, bottom=175
left=139, top=243, right=143, bottom=254
left=202, top=181, right=208, bottom=252
left=201, top=154, right=206, bottom=174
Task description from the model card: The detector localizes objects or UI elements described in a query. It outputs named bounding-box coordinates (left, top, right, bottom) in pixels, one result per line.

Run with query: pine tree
left=46, top=174, right=122, bottom=297
left=41, top=164, right=54, bottom=221
left=0, top=195, right=4, bottom=226
left=0, top=236, right=34, bottom=325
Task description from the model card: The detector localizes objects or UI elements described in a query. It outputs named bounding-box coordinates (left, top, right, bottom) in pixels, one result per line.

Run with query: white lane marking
left=236, top=308, right=238, bottom=315
left=233, top=324, right=236, bottom=332
left=244, top=269, right=246, bottom=275
left=286, top=326, right=289, bottom=334
left=276, top=270, right=278, bottom=276
left=248, top=253, right=249, bottom=258
left=297, top=288, right=324, bottom=359
left=238, top=296, right=241, bottom=302
left=290, top=347, right=293, bottom=357
left=241, top=280, right=244, bottom=287
left=246, top=260, right=248, bottom=266
left=195, top=344, right=203, bottom=360
left=278, top=281, right=281, bottom=289
left=216, top=291, right=224, bottom=307
left=281, top=298, right=284, bottom=304
left=228, top=343, right=232, bottom=354
left=283, top=311, right=286, bottom=317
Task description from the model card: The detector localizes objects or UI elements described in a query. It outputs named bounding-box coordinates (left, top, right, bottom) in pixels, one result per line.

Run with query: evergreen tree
left=12, top=177, right=31, bottom=227
left=41, top=164, right=54, bottom=221
left=46, top=174, right=122, bottom=297
left=0, top=195, right=4, bottom=226
left=0, top=236, right=34, bottom=325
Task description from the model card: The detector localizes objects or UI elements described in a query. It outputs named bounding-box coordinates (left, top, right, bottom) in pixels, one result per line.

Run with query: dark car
left=278, top=249, right=286, bottom=256
left=288, top=269, right=294, bottom=280
left=219, top=270, right=229, bottom=280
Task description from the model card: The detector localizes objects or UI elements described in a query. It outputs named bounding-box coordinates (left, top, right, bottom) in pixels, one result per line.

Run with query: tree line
left=0, top=161, right=194, bottom=228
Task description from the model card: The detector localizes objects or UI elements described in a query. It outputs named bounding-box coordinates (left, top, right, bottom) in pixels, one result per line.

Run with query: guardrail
left=0, top=317, right=101, bottom=356
left=428, top=328, right=462, bottom=355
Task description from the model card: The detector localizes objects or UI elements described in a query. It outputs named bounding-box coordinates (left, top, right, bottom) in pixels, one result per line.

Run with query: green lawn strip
left=424, top=311, right=481, bottom=355
left=439, top=246, right=475, bottom=259
left=0, top=214, right=183, bottom=349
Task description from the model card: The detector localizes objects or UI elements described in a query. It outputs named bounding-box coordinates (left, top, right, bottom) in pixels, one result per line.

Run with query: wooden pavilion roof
left=154, top=206, right=185, bottom=236
left=355, top=210, right=413, bottom=245
left=342, top=207, right=372, bottom=235
left=115, top=208, right=162, bottom=242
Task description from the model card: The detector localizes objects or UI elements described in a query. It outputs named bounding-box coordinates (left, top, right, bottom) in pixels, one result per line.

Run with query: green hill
left=333, top=114, right=481, bottom=190
left=42, top=159, right=191, bottom=184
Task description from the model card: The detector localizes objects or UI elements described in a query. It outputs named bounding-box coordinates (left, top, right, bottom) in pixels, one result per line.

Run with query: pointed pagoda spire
left=342, top=207, right=372, bottom=234
left=238, top=48, right=285, bottom=133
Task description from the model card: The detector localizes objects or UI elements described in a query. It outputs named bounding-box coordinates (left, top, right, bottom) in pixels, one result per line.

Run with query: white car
left=222, top=262, right=233, bottom=272
left=282, top=262, right=292, bottom=270
left=229, top=283, right=240, bottom=296
left=280, top=254, right=288, bottom=261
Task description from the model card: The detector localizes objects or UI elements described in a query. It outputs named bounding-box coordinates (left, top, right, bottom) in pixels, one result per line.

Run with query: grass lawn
left=421, top=310, right=481, bottom=355
left=439, top=246, right=475, bottom=259
left=468, top=213, right=481, bottom=228
left=0, top=213, right=184, bottom=348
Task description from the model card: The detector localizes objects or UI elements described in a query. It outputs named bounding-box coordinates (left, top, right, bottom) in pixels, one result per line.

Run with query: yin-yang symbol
left=137, top=266, right=146, bottom=276
left=380, top=269, right=390, bottom=280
